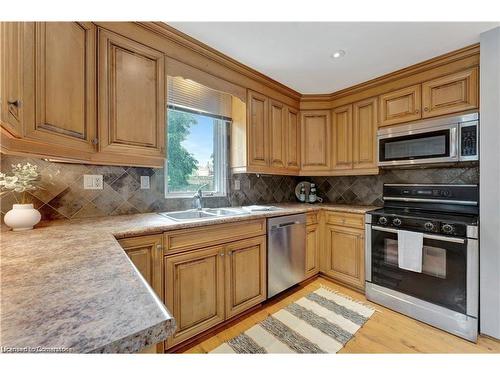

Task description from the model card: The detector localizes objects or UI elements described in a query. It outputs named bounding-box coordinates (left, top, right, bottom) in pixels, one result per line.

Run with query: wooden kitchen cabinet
left=323, top=224, right=365, bottom=291
left=331, top=105, right=353, bottom=170
left=421, top=67, right=478, bottom=118
left=285, top=106, right=300, bottom=171
left=353, top=97, right=378, bottom=170
left=300, top=110, right=331, bottom=172
left=321, top=212, right=365, bottom=291
left=225, top=236, right=267, bottom=318
left=118, top=234, right=164, bottom=353
left=269, top=99, right=287, bottom=171
left=97, top=28, right=165, bottom=165
left=247, top=90, right=269, bottom=168
left=22, top=22, right=97, bottom=152
left=305, top=223, right=320, bottom=279
left=379, top=84, right=421, bottom=127
left=165, top=245, right=225, bottom=348
left=1, top=22, right=24, bottom=137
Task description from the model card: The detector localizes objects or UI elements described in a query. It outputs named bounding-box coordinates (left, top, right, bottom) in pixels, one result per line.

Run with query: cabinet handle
left=220, top=252, right=224, bottom=257
left=7, top=100, right=20, bottom=107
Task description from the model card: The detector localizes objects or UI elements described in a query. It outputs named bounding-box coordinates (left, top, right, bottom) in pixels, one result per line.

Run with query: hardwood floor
left=181, top=276, right=500, bottom=353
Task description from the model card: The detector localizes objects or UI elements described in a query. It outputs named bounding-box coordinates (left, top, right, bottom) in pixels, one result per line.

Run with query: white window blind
left=167, top=76, right=232, bottom=119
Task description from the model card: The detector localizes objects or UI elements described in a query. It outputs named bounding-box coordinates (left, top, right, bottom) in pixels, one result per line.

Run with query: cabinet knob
left=424, top=107, right=429, bottom=112
left=7, top=99, right=20, bottom=107
left=156, top=244, right=163, bottom=251
left=415, top=109, right=420, bottom=114
left=220, top=253, right=224, bottom=257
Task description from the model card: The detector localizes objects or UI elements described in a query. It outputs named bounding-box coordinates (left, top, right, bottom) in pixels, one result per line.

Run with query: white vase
left=4, top=203, right=42, bottom=231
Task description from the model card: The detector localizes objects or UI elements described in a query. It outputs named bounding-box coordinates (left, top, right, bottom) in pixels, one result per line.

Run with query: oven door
left=369, top=226, right=475, bottom=315
left=378, top=126, right=458, bottom=166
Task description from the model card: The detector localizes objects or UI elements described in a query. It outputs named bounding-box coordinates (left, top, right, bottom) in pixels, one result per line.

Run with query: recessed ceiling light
left=331, top=50, right=346, bottom=59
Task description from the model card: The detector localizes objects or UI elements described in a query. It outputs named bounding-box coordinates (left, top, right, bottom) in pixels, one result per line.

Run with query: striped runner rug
left=211, top=287, right=375, bottom=354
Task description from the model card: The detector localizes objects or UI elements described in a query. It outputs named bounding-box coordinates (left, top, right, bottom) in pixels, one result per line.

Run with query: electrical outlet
left=140, top=176, right=150, bottom=189
left=234, top=180, right=241, bottom=191
left=83, top=175, right=103, bottom=190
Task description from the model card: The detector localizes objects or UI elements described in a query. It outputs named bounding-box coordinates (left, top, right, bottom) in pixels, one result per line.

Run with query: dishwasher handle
left=270, top=221, right=302, bottom=230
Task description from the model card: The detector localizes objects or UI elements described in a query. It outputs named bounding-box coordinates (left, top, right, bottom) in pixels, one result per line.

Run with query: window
left=166, top=107, right=229, bottom=197
left=165, top=76, right=232, bottom=198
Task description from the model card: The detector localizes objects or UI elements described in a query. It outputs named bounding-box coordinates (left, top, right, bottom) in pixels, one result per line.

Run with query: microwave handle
left=450, top=126, right=458, bottom=158
left=371, top=225, right=465, bottom=244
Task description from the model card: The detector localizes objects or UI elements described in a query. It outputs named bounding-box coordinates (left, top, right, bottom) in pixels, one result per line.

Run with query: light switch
left=234, top=180, right=241, bottom=191
left=83, top=175, right=103, bottom=190
left=140, top=176, right=150, bottom=189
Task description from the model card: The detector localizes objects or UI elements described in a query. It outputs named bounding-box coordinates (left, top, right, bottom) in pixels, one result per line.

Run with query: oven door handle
left=371, top=225, right=466, bottom=244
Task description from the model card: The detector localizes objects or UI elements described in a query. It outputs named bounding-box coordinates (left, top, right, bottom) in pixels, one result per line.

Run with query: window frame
left=164, top=106, right=230, bottom=199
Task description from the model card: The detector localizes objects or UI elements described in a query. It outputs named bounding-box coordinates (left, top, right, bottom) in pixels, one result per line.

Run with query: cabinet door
left=119, top=234, right=164, bottom=353
left=379, top=84, right=421, bottom=127
left=331, top=105, right=353, bottom=170
left=98, top=29, right=165, bottom=158
left=225, top=236, right=267, bottom=318
left=285, top=106, right=300, bottom=171
left=422, top=68, right=478, bottom=118
left=247, top=90, right=269, bottom=168
left=23, top=22, right=96, bottom=152
left=323, top=225, right=365, bottom=291
left=268, top=99, right=286, bottom=170
left=305, top=224, right=320, bottom=279
left=1, top=22, right=23, bottom=136
left=300, top=110, right=331, bottom=171
left=165, top=246, right=225, bottom=348
left=353, top=97, right=378, bottom=170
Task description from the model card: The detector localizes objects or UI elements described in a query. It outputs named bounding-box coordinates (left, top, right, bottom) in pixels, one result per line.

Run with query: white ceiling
left=168, top=22, right=499, bottom=94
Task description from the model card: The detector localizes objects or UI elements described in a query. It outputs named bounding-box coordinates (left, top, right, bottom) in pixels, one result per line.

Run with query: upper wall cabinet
left=300, top=110, right=331, bottom=172
left=353, top=97, right=378, bottom=170
left=231, top=89, right=300, bottom=175
left=247, top=90, right=269, bottom=168
left=97, top=29, right=165, bottom=161
left=268, top=99, right=287, bottom=171
left=331, top=105, right=353, bottom=170
left=23, top=22, right=97, bottom=152
left=285, top=106, right=300, bottom=172
left=379, top=67, right=479, bottom=127
left=379, top=84, right=421, bottom=127
left=1, top=22, right=24, bottom=137
left=421, top=67, right=478, bottom=118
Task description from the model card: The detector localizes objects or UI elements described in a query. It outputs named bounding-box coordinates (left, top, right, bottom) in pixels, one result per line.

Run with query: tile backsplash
left=0, top=154, right=478, bottom=221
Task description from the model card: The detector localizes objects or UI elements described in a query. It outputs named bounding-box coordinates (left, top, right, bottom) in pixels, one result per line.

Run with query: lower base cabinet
left=305, top=222, right=320, bottom=279
left=322, top=223, right=365, bottom=291
left=118, top=234, right=164, bottom=353
left=164, top=245, right=225, bottom=348
left=165, top=235, right=267, bottom=349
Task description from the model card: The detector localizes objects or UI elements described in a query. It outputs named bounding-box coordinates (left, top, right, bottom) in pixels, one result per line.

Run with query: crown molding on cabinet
left=300, top=43, right=480, bottom=110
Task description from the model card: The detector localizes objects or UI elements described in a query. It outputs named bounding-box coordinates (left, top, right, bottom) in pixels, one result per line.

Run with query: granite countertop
left=0, top=203, right=377, bottom=353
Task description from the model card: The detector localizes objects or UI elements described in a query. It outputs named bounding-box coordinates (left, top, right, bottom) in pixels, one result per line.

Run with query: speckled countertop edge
left=0, top=203, right=377, bottom=353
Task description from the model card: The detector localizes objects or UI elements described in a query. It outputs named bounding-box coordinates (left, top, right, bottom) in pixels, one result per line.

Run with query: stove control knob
left=378, top=216, right=388, bottom=225
left=424, top=222, right=435, bottom=231
left=442, top=224, right=454, bottom=234
left=392, top=218, right=402, bottom=227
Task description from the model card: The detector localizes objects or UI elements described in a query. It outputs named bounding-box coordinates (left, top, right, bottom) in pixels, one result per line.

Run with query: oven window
left=371, top=229, right=466, bottom=314
left=379, top=129, right=450, bottom=162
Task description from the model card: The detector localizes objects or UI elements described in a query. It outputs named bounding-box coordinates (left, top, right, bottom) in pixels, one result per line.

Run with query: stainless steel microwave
left=378, top=112, right=478, bottom=166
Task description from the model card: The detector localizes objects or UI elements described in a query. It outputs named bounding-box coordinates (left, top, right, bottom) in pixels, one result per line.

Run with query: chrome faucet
left=193, top=184, right=209, bottom=210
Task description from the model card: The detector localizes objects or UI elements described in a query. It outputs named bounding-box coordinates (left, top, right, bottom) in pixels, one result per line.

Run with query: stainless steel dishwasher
left=267, top=214, right=306, bottom=298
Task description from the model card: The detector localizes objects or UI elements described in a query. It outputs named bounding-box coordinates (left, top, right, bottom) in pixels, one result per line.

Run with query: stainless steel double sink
left=158, top=206, right=281, bottom=221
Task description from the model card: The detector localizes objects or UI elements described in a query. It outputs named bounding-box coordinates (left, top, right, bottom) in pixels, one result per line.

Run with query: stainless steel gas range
left=365, top=184, right=479, bottom=341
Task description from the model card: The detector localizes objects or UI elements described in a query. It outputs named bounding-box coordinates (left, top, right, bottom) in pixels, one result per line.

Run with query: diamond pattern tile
left=0, top=155, right=480, bottom=221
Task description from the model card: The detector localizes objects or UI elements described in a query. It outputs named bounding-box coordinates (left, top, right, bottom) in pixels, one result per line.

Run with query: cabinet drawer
left=325, top=211, right=364, bottom=229
left=306, top=212, right=319, bottom=226
left=164, top=219, right=266, bottom=255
